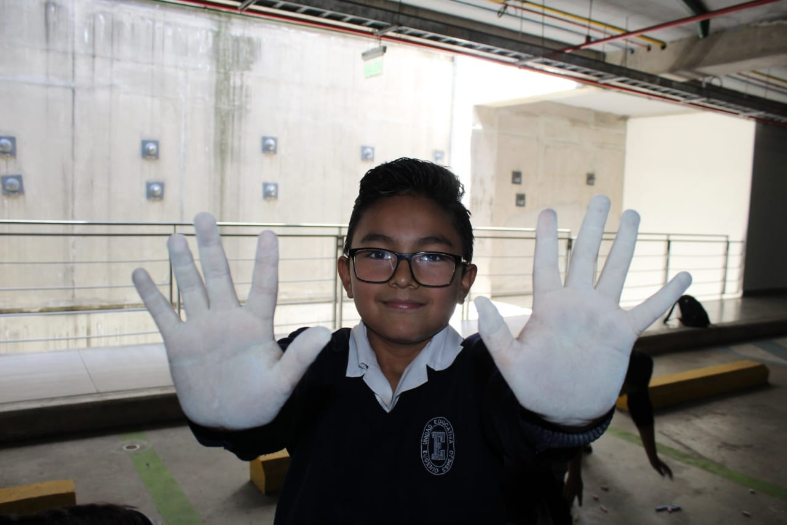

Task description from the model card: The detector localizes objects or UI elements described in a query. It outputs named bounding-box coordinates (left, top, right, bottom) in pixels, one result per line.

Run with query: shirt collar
left=346, top=322, right=464, bottom=412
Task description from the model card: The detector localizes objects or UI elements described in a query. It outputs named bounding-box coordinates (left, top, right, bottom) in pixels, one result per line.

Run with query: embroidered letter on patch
left=420, top=417, right=455, bottom=475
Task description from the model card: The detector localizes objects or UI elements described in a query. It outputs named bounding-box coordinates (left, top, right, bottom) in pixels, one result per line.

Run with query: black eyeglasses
left=347, top=248, right=465, bottom=287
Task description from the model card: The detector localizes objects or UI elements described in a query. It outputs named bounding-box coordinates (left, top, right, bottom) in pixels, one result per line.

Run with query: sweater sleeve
left=466, top=334, right=613, bottom=463
left=187, top=327, right=334, bottom=461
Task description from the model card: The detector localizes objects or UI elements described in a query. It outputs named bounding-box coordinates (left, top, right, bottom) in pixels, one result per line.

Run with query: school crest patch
left=420, top=417, right=456, bottom=475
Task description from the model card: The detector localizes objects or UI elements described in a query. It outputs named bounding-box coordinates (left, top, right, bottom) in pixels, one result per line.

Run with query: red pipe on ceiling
left=557, top=0, right=780, bottom=53
left=156, top=0, right=786, bottom=128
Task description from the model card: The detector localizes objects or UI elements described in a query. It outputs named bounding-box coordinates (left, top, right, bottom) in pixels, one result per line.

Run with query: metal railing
left=0, top=220, right=744, bottom=352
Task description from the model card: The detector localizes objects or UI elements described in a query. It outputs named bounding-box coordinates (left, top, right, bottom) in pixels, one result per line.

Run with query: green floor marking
left=606, top=426, right=787, bottom=502
left=120, top=432, right=205, bottom=525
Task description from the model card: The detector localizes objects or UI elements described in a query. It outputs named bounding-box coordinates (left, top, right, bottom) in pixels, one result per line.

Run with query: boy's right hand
left=132, top=213, right=331, bottom=431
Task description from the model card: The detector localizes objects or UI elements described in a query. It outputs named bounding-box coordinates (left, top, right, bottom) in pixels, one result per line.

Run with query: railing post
left=170, top=225, right=177, bottom=316
left=333, top=232, right=342, bottom=329
left=721, top=236, right=730, bottom=297
left=335, top=232, right=345, bottom=329
left=664, top=236, right=672, bottom=286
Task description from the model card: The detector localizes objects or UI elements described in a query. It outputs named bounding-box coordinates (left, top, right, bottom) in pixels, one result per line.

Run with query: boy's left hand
left=475, top=196, right=691, bottom=427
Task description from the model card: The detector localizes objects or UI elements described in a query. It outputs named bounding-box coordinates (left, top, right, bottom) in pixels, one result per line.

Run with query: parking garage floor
left=1, top=296, right=787, bottom=524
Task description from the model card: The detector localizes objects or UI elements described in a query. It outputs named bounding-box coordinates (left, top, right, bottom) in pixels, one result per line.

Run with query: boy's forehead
left=353, top=195, right=462, bottom=247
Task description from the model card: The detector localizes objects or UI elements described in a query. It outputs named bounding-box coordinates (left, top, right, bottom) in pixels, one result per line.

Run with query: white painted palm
left=132, top=213, right=330, bottom=430
left=475, top=196, right=691, bottom=427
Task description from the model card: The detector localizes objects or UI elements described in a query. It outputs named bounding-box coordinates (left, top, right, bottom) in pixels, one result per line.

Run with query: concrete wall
left=0, top=0, right=453, bottom=225
left=0, top=0, right=453, bottom=351
left=743, top=123, right=787, bottom=295
left=623, top=112, right=755, bottom=300
left=469, top=101, right=627, bottom=302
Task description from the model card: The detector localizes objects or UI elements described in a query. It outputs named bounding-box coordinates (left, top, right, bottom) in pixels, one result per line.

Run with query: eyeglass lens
left=353, top=249, right=456, bottom=286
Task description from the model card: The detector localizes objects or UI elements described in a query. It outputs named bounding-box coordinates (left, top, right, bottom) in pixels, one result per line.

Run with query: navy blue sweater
left=190, top=328, right=611, bottom=524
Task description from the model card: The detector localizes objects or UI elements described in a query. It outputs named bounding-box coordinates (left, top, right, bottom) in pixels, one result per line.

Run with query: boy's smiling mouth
left=382, top=298, right=426, bottom=310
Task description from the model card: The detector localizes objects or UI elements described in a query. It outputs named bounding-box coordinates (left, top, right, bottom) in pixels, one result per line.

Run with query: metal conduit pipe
left=558, top=0, right=780, bottom=54
left=730, top=74, right=787, bottom=96
left=498, top=0, right=667, bottom=48
left=750, top=70, right=787, bottom=86
left=446, top=0, right=637, bottom=52
left=155, top=0, right=787, bottom=128
left=495, top=1, right=651, bottom=50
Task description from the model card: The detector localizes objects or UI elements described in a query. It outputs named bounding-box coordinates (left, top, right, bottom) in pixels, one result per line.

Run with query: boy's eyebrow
left=358, top=232, right=455, bottom=249
left=414, top=235, right=454, bottom=248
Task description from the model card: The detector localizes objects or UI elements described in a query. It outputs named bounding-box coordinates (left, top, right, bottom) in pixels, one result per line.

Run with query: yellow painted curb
left=250, top=450, right=290, bottom=495
left=617, top=360, right=769, bottom=411
left=0, top=479, right=77, bottom=515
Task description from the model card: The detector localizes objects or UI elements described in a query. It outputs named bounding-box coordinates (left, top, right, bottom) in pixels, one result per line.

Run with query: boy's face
left=338, top=194, right=477, bottom=353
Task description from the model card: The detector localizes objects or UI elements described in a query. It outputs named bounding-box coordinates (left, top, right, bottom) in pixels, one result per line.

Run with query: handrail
left=0, top=220, right=744, bottom=352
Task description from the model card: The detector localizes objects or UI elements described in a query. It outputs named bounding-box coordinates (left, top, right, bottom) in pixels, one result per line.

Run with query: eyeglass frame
left=345, top=248, right=466, bottom=288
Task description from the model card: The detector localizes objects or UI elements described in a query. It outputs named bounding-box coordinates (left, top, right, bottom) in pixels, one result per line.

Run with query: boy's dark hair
left=344, top=158, right=474, bottom=263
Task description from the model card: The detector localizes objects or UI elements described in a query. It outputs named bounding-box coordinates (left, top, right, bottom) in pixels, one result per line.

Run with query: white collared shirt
left=345, top=322, right=465, bottom=412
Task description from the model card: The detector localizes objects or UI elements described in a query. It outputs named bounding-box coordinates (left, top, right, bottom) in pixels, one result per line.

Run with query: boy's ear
left=458, top=263, right=477, bottom=304
left=338, top=256, right=354, bottom=298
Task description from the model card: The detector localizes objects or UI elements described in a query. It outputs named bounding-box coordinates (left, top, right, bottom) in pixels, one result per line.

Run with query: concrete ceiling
left=406, top=0, right=787, bottom=115
left=180, top=0, right=787, bottom=122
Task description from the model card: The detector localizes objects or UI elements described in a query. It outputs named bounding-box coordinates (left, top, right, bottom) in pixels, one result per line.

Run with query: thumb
left=275, top=326, right=332, bottom=388
left=474, top=296, right=514, bottom=356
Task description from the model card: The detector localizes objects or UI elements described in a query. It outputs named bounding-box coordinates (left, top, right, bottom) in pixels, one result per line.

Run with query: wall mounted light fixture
left=263, top=182, right=278, bottom=200
left=361, top=146, right=374, bottom=162
left=141, top=140, right=159, bottom=159
left=512, top=171, right=522, bottom=184
left=2, top=175, right=24, bottom=195
left=146, top=181, right=165, bottom=200
left=515, top=193, right=526, bottom=207
left=361, top=46, right=386, bottom=61
left=0, top=137, right=16, bottom=157
left=262, top=137, right=278, bottom=154
left=433, top=150, right=444, bottom=163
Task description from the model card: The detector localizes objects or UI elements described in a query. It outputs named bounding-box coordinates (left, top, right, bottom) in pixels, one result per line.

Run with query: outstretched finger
left=533, top=209, right=562, bottom=298
left=132, top=268, right=181, bottom=336
left=628, top=272, right=692, bottom=334
left=194, top=212, right=239, bottom=310
left=245, top=231, right=278, bottom=324
left=274, top=326, right=332, bottom=389
left=596, top=209, right=640, bottom=302
left=474, top=296, right=515, bottom=357
left=168, top=234, right=209, bottom=318
left=566, top=196, right=610, bottom=289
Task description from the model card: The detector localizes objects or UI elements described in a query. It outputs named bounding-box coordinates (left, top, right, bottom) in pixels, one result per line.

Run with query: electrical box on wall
left=512, top=171, right=522, bottom=184
left=586, top=172, right=595, bottom=186
left=516, top=193, right=526, bottom=207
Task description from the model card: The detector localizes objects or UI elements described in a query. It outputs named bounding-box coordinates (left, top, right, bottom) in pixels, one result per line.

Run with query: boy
left=132, top=158, right=690, bottom=523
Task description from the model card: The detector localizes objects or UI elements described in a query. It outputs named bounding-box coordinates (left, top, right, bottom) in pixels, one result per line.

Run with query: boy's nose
left=389, top=258, right=417, bottom=287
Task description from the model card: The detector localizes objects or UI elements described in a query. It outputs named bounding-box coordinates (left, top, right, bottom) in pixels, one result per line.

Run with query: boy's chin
left=367, top=325, right=447, bottom=349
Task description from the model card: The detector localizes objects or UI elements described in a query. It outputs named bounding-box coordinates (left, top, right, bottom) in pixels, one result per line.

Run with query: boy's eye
left=416, top=252, right=450, bottom=264
left=360, top=249, right=394, bottom=261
